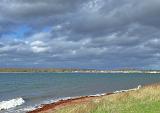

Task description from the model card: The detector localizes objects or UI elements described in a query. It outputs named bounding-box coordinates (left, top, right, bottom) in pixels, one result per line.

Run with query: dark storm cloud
left=0, top=0, right=85, bottom=18
left=1, top=0, right=160, bottom=69
left=0, top=0, right=88, bottom=31
left=68, top=0, right=160, bottom=37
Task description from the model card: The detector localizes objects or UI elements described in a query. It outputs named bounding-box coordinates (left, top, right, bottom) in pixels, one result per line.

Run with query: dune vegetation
left=45, top=84, right=160, bottom=113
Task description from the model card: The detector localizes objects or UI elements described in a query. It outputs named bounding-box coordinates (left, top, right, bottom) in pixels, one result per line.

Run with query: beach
left=28, top=84, right=160, bottom=113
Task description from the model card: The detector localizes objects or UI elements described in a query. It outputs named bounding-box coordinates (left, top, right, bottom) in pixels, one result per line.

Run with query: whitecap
left=0, top=98, right=25, bottom=110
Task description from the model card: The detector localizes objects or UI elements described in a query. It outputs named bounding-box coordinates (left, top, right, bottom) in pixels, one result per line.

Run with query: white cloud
left=30, top=40, right=45, bottom=46
left=31, top=46, right=49, bottom=53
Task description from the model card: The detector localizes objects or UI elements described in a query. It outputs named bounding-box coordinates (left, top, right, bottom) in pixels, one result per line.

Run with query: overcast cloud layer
left=0, top=0, right=160, bottom=69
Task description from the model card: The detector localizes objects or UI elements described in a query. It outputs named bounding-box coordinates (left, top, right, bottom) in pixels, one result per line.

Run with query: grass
left=47, top=84, right=160, bottom=113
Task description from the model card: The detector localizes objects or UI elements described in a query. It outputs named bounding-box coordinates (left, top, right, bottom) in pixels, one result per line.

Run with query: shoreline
left=27, top=93, right=114, bottom=113
left=27, top=85, right=141, bottom=113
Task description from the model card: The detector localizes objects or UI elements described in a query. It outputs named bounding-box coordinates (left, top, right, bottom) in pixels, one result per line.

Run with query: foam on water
left=14, top=106, right=36, bottom=113
left=0, top=98, right=25, bottom=111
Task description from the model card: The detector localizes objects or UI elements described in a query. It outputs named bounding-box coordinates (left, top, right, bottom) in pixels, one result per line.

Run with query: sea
left=0, top=72, right=160, bottom=113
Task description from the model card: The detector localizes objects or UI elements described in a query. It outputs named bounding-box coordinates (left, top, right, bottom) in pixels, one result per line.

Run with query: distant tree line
left=0, top=68, right=96, bottom=72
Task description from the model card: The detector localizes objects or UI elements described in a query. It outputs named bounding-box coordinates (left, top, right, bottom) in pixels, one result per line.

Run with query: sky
left=0, top=0, right=160, bottom=69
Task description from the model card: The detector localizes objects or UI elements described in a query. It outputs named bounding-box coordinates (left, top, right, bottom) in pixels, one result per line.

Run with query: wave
left=14, top=106, right=36, bottom=113
left=0, top=97, right=25, bottom=111
left=1, top=85, right=141, bottom=112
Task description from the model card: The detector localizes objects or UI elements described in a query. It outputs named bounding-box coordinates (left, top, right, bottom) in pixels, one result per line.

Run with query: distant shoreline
left=1, top=71, right=160, bottom=74
left=1, top=68, right=160, bottom=73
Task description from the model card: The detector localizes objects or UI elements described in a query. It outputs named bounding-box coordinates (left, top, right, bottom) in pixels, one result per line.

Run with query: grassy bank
left=43, top=84, right=160, bottom=113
